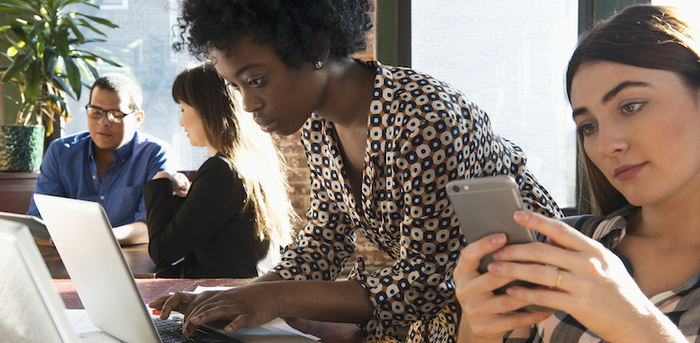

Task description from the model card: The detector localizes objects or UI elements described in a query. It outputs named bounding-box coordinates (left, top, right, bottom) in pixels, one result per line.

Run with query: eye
left=620, top=102, right=644, bottom=115
left=225, top=81, right=240, bottom=90
left=248, top=77, right=263, bottom=88
left=577, top=122, right=597, bottom=136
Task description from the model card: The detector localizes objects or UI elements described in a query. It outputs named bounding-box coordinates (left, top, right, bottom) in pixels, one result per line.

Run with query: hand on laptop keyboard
left=153, top=317, right=244, bottom=343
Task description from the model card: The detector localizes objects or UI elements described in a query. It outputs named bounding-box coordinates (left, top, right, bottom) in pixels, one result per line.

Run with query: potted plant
left=0, top=0, right=120, bottom=172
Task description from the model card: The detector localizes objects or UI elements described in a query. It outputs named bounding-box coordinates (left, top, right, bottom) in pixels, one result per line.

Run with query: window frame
left=388, top=0, right=649, bottom=216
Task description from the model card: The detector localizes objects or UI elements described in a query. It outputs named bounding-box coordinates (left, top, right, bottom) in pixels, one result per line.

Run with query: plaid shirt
left=505, top=205, right=700, bottom=343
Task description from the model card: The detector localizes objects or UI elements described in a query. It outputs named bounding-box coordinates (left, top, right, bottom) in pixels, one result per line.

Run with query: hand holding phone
left=447, top=175, right=555, bottom=312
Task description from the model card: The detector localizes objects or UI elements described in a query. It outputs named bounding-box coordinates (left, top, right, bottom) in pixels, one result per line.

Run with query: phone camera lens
left=452, top=185, right=459, bottom=193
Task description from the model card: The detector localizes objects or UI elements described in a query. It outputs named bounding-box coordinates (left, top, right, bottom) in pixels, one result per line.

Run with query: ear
left=132, top=110, right=144, bottom=129
left=318, top=49, right=329, bottom=66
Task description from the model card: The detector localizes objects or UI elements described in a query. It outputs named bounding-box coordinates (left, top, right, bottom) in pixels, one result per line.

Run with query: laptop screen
left=0, top=218, right=80, bottom=343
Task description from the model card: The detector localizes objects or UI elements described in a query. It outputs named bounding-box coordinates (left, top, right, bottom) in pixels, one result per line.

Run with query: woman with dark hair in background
left=456, top=5, right=700, bottom=343
left=150, top=1, right=561, bottom=342
left=142, top=63, right=297, bottom=278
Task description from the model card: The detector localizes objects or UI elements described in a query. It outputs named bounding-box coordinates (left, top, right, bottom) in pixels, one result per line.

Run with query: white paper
left=64, top=310, right=123, bottom=343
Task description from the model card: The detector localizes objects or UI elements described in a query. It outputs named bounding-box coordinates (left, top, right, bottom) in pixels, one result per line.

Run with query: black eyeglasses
left=85, top=105, right=137, bottom=123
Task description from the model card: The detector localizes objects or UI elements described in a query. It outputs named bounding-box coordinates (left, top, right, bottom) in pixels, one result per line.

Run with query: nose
left=179, top=114, right=184, bottom=127
left=238, top=90, right=262, bottom=113
left=596, top=122, right=628, bottom=157
left=98, top=113, right=111, bottom=126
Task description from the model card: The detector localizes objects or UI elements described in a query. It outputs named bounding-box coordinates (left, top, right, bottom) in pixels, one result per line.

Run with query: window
left=90, top=0, right=129, bottom=11
left=64, top=0, right=208, bottom=170
left=651, top=0, right=700, bottom=14
left=412, top=1, right=580, bottom=208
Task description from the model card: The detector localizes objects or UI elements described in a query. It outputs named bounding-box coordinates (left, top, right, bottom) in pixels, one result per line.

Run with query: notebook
left=0, top=218, right=80, bottom=342
left=33, top=194, right=318, bottom=343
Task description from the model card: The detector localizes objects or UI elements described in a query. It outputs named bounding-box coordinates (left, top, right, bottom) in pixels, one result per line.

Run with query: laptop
left=0, top=218, right=80, bottom=342
left=33, top=194, right=244, bottom=343
left=33, top=194, right=318, bottom=343
left=0, top=211, right=50, bottom=239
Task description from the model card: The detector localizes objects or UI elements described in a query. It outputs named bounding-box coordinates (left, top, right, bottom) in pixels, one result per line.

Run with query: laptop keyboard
left=153, top=317, right=244, bottom=343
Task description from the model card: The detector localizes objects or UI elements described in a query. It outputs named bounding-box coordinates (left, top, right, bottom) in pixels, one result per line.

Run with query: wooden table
left=52, top=278, right=363, bottom=343
left=0, top=171, right=38, bottom=214
left=39, top=242, right=180, bottom=279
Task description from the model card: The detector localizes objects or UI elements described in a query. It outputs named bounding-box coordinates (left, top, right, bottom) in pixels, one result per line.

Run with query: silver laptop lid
left=0, top=218, right=80, bottom=343
left=0, top=211, right=50, bottom=240
left=34, top=194, right=161, bottom=343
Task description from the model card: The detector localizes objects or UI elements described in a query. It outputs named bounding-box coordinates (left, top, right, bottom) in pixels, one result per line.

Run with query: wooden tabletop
left=52, top=278, right=363, bottom=343
left=39, top=242, right=180, bottom=279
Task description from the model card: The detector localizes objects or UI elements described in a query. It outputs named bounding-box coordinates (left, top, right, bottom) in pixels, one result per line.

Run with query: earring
left=314, top=60, right=324, bottom=69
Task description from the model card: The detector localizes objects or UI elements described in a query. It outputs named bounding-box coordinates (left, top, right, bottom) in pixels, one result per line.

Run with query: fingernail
left=489, top=262, right=501, bottom=272
left=192, top=316, right=200, bottom=324
left=492, top=249, right=502, bottom=258
left=514, top=210, right=529, bottom=221
left=225, top=326, right=234, bottom=333
left=492, top=233, right=506, bottom=245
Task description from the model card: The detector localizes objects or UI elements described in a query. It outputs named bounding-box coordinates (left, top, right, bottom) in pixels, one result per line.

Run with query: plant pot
left=0, top=125, right=45, bottom=172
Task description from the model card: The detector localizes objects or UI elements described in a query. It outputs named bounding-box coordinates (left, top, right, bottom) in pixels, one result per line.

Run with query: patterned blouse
left=505, top=205, right=700, bottom=343
left=271, top=60, right=562, bottom=342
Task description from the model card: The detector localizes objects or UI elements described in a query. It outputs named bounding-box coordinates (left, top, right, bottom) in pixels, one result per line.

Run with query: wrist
left=606, top=302, right=685, bottom=343
left=258, top=281, right=293, bottom=318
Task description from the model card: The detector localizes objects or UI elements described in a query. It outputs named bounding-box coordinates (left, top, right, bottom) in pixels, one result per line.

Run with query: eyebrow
left=235, top=62, right=265, bottom=78
left=601, top=81, right=650, bottom=103
left=572, top=80, right=651, bottom=119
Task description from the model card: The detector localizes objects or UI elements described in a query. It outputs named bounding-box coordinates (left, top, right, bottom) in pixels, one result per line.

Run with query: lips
left=614, top=162, right=647, bottom=182
left=254, top=117, right=277, bottom=133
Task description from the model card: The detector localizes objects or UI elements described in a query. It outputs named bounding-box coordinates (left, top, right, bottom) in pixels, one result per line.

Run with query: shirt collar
left=88, top=130, right=138, bottom=161
left=592, top=204, right=639, bottom=250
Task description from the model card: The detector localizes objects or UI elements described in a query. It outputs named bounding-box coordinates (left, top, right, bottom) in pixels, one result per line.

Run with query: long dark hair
left=566, top=5, right=700, bottom=215
left=172, top=63, right=298, bottom=245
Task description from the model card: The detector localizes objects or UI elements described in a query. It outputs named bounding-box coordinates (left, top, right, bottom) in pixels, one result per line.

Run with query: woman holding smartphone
left=455, top=5, right=700, bottom=343
left=142, top=63, right=297, bottom=278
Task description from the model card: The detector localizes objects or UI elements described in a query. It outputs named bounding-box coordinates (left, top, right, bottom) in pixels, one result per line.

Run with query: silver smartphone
left=447, top=175, right=554, bottom=312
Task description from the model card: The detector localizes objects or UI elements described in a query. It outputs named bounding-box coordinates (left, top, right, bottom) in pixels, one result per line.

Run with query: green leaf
left=59, top=0, right=99, bottom=10
left=75, top=14, right=118, bottom=28
left=42, top=46, right=58, bottom=79
left=9, top=21, right=29, bottom=45
left=6, top=46, right=19, bottom=57
left=60, top=16, right=84, bottom=44
left=1, top=53, right=33, bottom=82
left=75, top=54, right=99, bottom=79
left=76, top=18, right=105, bottom=37
left=53, top=27, right=70, bottom=58
left=51, top=74, right=75, bottom=100
left=28, top=20, right=47, bottom=42
left=24, top=59, right=43, bottom=103
left=63, top=55, right=81, bottom=99
left=74, top=49, right=122, bottom=67
left=0, top=4, right=35, bottom=12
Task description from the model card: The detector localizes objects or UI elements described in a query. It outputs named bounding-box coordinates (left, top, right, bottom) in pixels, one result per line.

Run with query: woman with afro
left=151, top=1, right=562, bottom=342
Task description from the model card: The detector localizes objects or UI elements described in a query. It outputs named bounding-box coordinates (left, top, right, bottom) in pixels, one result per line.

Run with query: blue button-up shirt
left=27, top=131, right=179, bottom=227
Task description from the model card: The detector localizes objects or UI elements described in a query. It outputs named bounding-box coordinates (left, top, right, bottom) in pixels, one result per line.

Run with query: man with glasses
left=27, top=73, right=179, bottom=245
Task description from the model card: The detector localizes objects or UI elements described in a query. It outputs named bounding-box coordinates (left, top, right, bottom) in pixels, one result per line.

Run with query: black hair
left=173, top=0, right=374, bottom=68
left=171, top=62, right=298, bottom=244
left=89, top=73, right=143, bottom=111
